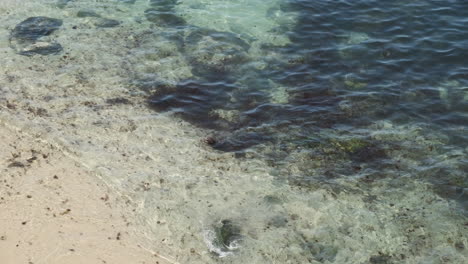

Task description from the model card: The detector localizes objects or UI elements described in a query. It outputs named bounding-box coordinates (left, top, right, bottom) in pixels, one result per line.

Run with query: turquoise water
left=0, top=0, right=467, bottom=263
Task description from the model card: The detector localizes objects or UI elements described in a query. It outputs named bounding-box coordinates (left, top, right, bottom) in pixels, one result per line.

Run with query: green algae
left=344, top=79, right=367, bottom=90
left=330, top=137, right=370, bottom=154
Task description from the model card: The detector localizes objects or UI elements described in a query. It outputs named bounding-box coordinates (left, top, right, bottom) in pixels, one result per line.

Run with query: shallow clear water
left=0, top=0, right=467, bottom=263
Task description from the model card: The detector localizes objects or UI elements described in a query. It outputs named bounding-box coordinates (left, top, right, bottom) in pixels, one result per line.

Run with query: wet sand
left=0, top=122, right=175, bottom=264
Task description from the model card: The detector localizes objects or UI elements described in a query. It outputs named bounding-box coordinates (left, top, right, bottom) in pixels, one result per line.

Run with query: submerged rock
left=211, top=132, right=271, bottom=152
left=10, top=17, right=63, bottom=56
left=17, top=42, right=63, bottom=56
left=184, top=28, right=250, bottom=78
left=149, top=0, right=178, bottom=12
left=329, top=137, right=387, bottom=163
left=330, top=138, right=370, bottom=154
left=211, top=220, right=242, bottom=255
left=94, top=18, right=121, bottom=28
left=437, top=80, right=468, bottom=110
left=57, top=0, right=74, bottom=9
left=145, top=9, right=186, bottom=26
left=77, top=10, right=101, bottom=18
left=209, top=109, right=240, bottom=124
left=75, top=10, right=120, bottom=28
left=150, top=0, right=178, bottom=8
left=351, top=145, right=387, bottom=163
left=186, top=28, right=250, bottom=51
left=10, top=17, right=62, bottom=42
left=345, top=32, right=370, bottom=45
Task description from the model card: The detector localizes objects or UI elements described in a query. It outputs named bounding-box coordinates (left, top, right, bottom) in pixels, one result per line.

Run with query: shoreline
left=0, top=0, right=467, bottom=262
left=0, top=122, right=175, bottom=264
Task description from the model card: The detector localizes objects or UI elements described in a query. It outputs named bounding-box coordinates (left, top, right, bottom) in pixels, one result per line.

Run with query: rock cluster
left=9, top=16, right=63, bottom=56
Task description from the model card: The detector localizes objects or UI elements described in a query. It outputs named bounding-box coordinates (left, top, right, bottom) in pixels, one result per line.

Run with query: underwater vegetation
left=137, top=0, right=468, bottom=213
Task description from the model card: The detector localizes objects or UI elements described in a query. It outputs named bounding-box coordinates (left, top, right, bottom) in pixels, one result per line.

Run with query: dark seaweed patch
left=148, top=79, right=237, bottom=129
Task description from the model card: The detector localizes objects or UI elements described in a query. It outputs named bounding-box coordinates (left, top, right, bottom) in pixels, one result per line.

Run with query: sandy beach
left=0, top=122, right=174, bottom=264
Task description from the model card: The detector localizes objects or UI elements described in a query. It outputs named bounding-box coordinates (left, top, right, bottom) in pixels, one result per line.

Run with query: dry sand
left=0, top=122, right=175, bottom=264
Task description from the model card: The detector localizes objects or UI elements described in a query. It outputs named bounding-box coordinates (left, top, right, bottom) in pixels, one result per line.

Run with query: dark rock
left=10, top=17, right=62, bottom=42
left=212, top=220, right=241, bottom=254
left=120, top=0, right=136, bottom=3
left=8, top=161, right=25, bottom=168
left=17, top=42, right=63, bottom=56
left=77, top=10, right=101, bottom=18
left=94, top=18, right=121, bottom=28
left=10, top=17, right=63, bottom=56
left=145, top=9, right=186, bottom=26
left=455, top=241, right=465, bottom=250
left=57, top=0, right=74, bottom=9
